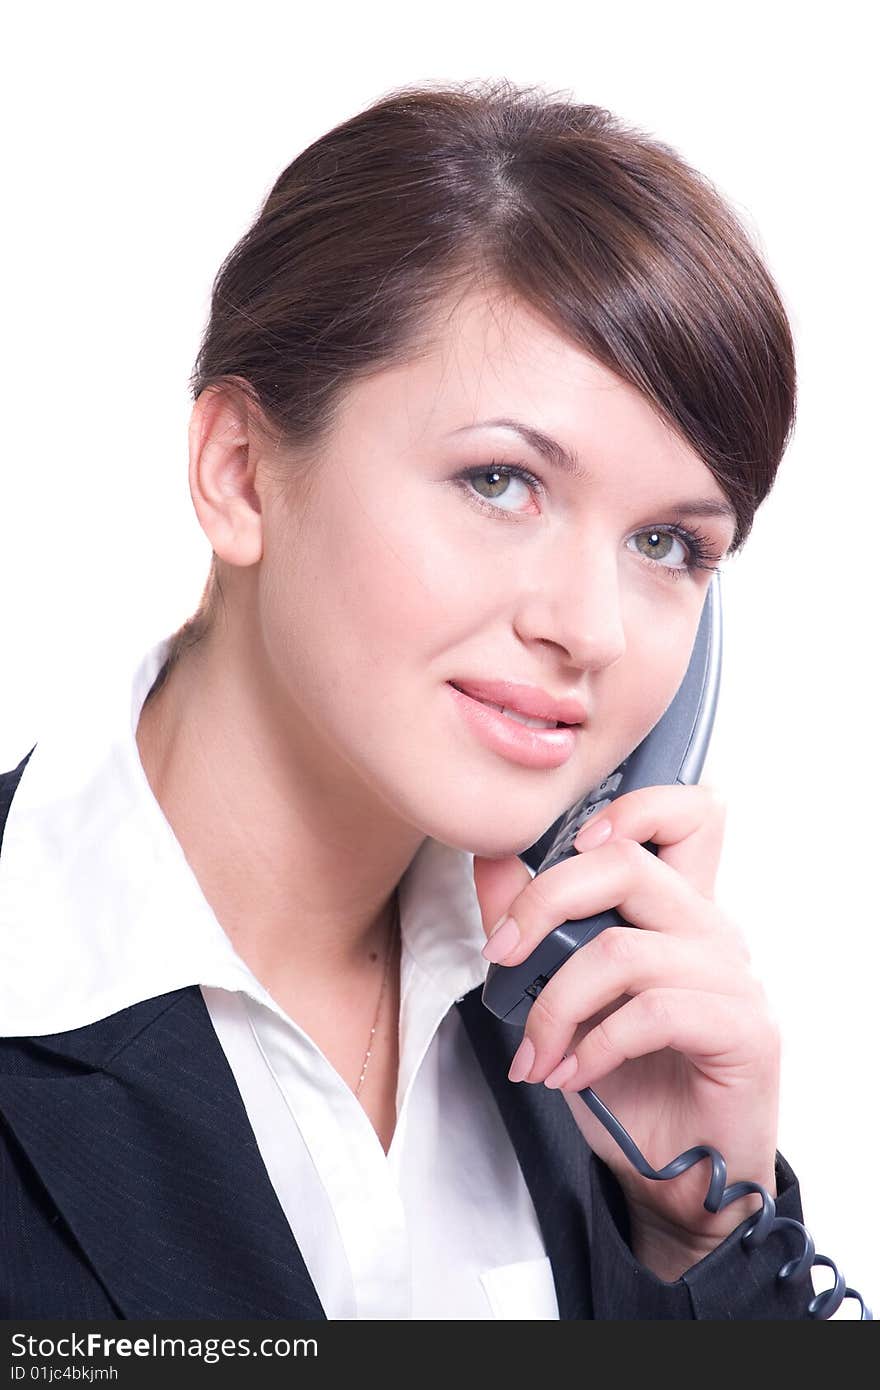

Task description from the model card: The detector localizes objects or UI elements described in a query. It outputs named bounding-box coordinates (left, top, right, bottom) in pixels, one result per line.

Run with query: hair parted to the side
left=155, top=77, right=797, bottom=696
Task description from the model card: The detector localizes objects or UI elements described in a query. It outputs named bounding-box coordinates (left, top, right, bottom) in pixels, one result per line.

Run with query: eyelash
left=454, top=460, right=725, bottom=581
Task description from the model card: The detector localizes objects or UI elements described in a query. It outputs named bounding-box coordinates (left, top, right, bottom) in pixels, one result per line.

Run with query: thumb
left=472, top=853, right=535, bottom=939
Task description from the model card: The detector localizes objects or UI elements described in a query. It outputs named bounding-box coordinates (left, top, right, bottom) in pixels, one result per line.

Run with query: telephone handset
left=482, top=568, right=722, bottom=1028
left=479, top=570, right=870, bottom=1320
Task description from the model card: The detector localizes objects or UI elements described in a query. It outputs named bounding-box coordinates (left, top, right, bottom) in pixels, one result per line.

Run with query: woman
left=0, top=79, right=847, bottom=1319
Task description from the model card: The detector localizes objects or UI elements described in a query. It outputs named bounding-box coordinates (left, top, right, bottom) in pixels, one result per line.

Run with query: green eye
left=455, top=461, right=725, bottom=582
left=470, top=467, right=512, bottom=500
left=628, top=527, right=722, bottom=582
left=633, top=530, right=678, bottom=562
left=459, top=461, right=542, bottom=511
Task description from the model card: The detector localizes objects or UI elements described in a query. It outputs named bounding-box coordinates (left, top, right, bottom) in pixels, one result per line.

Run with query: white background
left=1, top=1, right=876, bottom=1316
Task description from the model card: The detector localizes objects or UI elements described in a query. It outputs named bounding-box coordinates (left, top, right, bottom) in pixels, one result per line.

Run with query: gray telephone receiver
left=482, top=568, right=722, bottom=1026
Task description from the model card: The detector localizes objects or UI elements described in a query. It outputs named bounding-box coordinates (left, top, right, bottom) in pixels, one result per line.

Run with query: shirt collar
left=0, top=632, right=490, bottom=1037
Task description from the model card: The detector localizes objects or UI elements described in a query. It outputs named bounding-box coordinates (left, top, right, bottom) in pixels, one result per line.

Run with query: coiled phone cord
left=578, top=1084, right=871, bottom=1319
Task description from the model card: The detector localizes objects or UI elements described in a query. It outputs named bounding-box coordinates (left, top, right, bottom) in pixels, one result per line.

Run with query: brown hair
left=155, top=77, right=796, bottom=693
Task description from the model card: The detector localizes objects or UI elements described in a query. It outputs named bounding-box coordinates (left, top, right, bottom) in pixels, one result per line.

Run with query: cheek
left=606, top=619, right=700, bottom=765
left=317, top=497, right=488, bottom=657
left=264, top=487, right=478, bottom=705
left=644, top=623, right=696, bottom=708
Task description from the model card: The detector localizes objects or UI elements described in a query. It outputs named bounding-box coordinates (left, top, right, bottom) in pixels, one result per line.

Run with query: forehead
left=344, top=286, right=726, bottom=502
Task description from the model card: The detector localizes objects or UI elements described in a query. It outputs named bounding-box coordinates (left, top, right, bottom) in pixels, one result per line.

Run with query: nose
left=513, top=536, right=627, bottom=672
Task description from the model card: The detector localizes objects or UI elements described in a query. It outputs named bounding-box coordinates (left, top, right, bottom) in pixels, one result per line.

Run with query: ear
left=187, top=384, right=264, bottom=571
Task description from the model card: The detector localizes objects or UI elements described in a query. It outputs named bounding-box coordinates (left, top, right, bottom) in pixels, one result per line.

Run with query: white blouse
left=0, top=632, right=558, bottom=1320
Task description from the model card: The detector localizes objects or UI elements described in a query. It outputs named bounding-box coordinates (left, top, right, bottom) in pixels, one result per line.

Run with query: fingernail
left=508, top=1035, right=535, bottom=1083
left=544, top=1054, right=578, bottom=1089
left=482, top=915, right=520, bottom=963
left=575, top=816, right=612, bottom=851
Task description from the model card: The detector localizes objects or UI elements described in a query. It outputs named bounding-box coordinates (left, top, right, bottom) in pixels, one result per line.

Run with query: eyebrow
left=446, top=416, right=738, bottom=524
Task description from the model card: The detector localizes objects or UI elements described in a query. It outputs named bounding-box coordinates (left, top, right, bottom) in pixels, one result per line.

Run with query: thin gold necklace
left=355, top=889, right=399, bottom=1098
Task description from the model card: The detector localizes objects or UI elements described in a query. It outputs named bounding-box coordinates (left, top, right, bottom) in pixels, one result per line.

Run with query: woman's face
left=250, top=289, right=737, bottom=859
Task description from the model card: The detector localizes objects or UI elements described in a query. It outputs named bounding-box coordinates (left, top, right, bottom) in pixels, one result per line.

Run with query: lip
left=448, top=678, right=588, bottom=727
left=446, top=682, right=581, bottom=770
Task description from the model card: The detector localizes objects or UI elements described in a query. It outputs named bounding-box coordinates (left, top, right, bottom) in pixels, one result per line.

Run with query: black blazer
left=0, top=750, right=809, bottom=1319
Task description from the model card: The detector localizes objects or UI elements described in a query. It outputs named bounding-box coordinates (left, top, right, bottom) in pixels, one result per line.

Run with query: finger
left=516, top=927, right=756, bottom=1084
left=573, top=782, right=726, bottom=899
left=482, top=837, right=735, bottom=970
left=472, top=852, right=534, bottom=938
left=544, top=988, right=775, bottom=1093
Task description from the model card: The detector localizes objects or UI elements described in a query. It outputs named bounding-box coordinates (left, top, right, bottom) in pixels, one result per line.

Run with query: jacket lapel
left=0, top=983, right=595, bottom=1321
left=0, top=986, right=327, bottom=1319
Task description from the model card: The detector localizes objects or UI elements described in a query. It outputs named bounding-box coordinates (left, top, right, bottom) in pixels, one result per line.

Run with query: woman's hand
left=471, top=784, right=781, bottom=1281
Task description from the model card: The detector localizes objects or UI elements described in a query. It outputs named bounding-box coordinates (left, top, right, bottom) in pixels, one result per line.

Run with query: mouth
left=446, top=681, right=581, bottom=769
left=448, top=683, right=580, bottom=731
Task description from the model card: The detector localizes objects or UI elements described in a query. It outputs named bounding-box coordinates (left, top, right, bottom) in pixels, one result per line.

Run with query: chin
left=419, top=810, right=552, bottom=863
left=388, top=750, right=593, bottom=860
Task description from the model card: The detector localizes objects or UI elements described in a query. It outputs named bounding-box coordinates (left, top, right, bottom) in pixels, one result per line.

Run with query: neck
left=134, top=628, right=424, bottom=992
